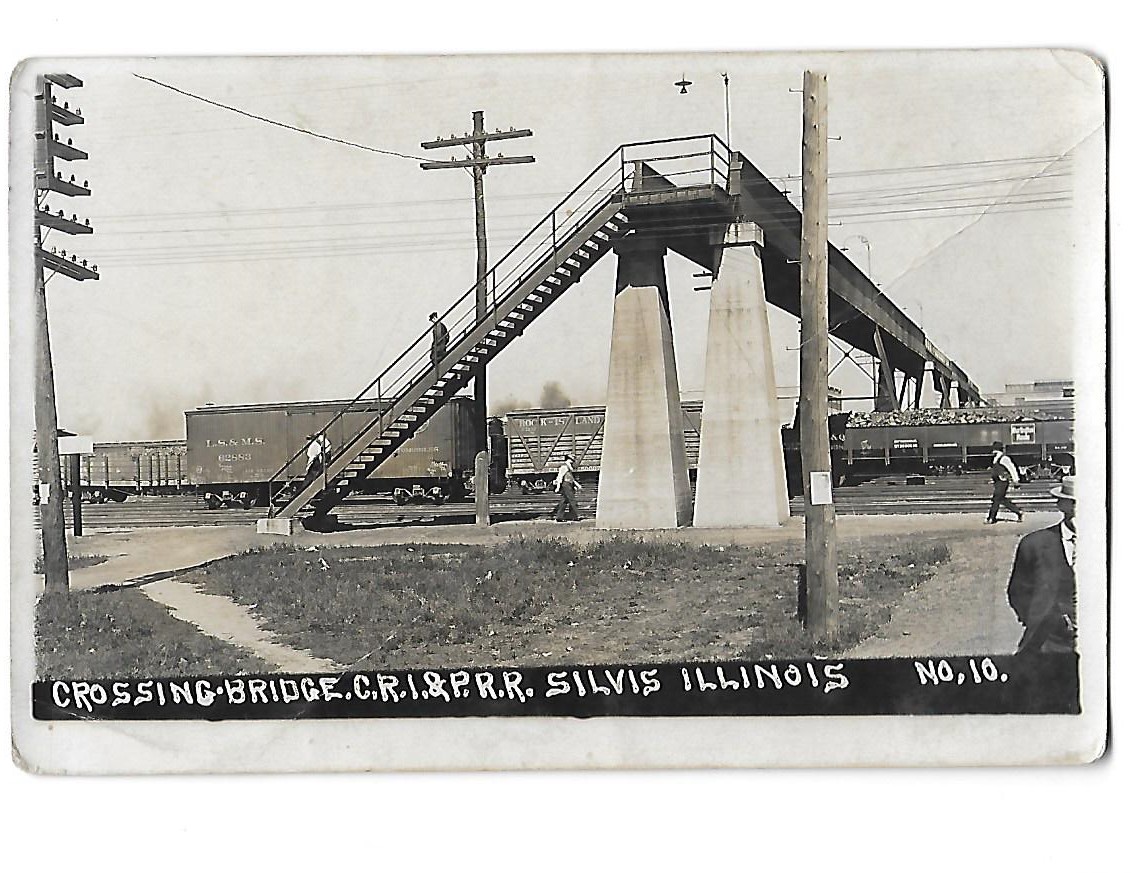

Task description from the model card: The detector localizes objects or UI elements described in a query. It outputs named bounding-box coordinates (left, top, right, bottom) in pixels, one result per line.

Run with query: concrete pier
left=693, top=222, right=789, bottom=527
left=596, top=235, right=692, bottom=529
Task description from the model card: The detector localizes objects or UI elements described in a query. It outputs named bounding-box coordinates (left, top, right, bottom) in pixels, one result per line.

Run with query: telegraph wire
left=85, top=166, right=1070, bottom=230
left=95, top=202, right=1072, bottom=269
left=89, top=197, right=1073, bottom=264
left=132, top=74, right=426, bottom=162
left=89, top=196, right=1072, bottom=262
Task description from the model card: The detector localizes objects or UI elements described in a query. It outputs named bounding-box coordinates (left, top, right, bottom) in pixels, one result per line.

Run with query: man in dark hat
left=429, top=311, right=449, bottom=374
left=551, top=453, right=581, bottom=522
left=986, top=439, right=1023, bottom=523
left=1007, top=475, right=1077, bottom=654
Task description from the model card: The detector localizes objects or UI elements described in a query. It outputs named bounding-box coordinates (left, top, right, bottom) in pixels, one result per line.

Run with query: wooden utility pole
left=799, top=70, right=839, bottom=640
left=34, top=73, right=99, bottom=594
left=420, top=114, right=534, bottom=454
left=34, top=256, right=69, bottom=593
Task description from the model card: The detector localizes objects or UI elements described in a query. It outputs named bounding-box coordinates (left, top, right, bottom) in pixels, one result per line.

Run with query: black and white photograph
left=9, top=47, right=1108, bottom=775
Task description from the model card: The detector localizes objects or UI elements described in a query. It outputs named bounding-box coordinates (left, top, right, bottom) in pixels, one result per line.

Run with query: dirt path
left=842, top=522, right=1037, bottom=658
left=143, top=577, right=340, bottom=673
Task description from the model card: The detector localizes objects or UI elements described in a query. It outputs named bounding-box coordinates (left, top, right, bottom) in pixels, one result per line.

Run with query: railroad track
left=30, top=477, right=1062, bottom=534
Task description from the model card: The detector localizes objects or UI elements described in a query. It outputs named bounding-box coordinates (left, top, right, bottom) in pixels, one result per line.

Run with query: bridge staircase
left=261, top=136, right=733, bottom=530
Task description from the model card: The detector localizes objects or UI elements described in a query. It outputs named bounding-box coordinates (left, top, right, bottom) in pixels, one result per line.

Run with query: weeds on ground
left=742, top=541, right=952, bottom=660
left=35, top=588, right=273, bottom=679
left=195, top=536, right=951, bottom=668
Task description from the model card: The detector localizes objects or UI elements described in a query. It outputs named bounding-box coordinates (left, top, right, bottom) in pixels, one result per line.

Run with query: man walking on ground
left=429, top=311, right=449, bottom=375
left=986, top=439, right=1023, bottom=524
left=551, top=453, right=582, bottom=522
left=1007, top=475, right=1076, bottom=654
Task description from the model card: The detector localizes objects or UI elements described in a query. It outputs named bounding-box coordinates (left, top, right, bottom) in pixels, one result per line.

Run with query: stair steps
left=268, top=195, right=629, bottom=521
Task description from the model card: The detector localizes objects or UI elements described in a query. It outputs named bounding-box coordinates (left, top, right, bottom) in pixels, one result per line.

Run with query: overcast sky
left=14, top=50, right=1105, bottom=440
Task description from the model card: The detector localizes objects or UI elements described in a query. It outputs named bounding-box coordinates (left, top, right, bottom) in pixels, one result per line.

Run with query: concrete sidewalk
left=46, top=525, right=266, bottom=592
left=42, top=511, right=1046, bottom=587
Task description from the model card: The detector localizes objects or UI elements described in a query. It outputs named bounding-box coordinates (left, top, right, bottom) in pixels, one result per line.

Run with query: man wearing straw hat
left=1007, top=476, right=1077, bottom=654
left=551, top=453, right=582, bottom=522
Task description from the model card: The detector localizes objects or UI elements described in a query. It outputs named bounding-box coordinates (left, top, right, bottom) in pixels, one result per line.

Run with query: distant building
left=988, top=379, right=1074, bottom=417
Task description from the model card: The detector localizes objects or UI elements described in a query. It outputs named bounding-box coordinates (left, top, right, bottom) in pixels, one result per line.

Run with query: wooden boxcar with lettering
left=503, top=401, right=846, bottom=496
left=185, top=397, right=480, bottom=507
left=55, top=440, right=188, bottom=502
left=503, top=402, right=704, bottom=492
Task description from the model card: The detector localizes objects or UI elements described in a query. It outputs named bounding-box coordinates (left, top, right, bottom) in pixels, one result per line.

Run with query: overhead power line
left=132, top=74, right=425, bottom=162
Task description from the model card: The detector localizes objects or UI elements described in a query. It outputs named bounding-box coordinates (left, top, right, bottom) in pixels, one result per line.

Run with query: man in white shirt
left=1007, top=476, right=1076, bottom=654
left=304, top=432, right=331, bottom=488
left=985, top=440, right=1023, bottom=524
left=551, top=453, right=581, bottom=522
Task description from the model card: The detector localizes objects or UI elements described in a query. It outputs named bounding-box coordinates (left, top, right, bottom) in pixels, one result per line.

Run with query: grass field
left=36, top=588, right=273, bottom=680
left=190, top=536, right=951, bottom=669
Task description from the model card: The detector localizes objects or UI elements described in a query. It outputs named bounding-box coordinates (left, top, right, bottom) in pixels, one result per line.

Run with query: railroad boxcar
left=186, top=396, right=481, bottom=508
left=55, top=440, right=188, bottom=502
left=843, top=413, right=1074, bottom=479
left=503, top=401, right=845, bottom=497
left=504, top=402, right=704, bottom=492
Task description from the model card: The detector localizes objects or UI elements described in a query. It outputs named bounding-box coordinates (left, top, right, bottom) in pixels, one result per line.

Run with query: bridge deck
left=619, top=154, right=983, bottom=405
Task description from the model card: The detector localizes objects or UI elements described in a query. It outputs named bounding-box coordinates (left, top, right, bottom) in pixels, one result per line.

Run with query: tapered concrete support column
left=596, top=235, right=692, bottom=529
left=694, top=222, right=790, bottom=527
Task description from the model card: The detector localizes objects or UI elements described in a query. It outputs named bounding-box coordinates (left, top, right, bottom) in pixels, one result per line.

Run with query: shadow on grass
left=301, top=509, right=546, bottom=533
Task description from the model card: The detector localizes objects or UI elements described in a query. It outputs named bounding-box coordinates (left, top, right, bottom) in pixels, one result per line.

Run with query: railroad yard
left=40, top=475, right=1060, bottom=532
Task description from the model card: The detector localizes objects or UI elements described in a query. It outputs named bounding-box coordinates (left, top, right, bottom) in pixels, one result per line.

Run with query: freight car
left=56, top=440, right=188, bottom=502
left=502, top=401, right=1072, bottom=492
left=504, top=402, right=702, bottom=492
left=842, top=411, right=1074, bottom=480
left=502, top=401, right=847, bottom=497
left=186, top=396, right=485, bottom=508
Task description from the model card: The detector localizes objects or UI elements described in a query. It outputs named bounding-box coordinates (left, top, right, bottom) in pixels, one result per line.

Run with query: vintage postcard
left=9, top=50, right=1107, bottom=773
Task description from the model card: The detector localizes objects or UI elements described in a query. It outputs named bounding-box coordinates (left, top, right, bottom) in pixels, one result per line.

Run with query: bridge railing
left=264, top=134, right=732, bottom=511
left=620, top=134, right=731, bottom=192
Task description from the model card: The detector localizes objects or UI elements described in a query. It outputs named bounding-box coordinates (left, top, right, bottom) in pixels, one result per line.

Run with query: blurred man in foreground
left=1007, top=476, right=1076, bottom=654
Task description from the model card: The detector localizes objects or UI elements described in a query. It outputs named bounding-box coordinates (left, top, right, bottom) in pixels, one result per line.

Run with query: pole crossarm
left=421, top=128, right=533, bottom=149
left=421, top=155, right=536, bottom=170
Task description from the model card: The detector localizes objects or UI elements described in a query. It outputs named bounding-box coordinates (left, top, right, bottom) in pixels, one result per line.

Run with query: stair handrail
left=263, top=175, right=626, bottom=511
left=265, top=134, right=728, bottom=511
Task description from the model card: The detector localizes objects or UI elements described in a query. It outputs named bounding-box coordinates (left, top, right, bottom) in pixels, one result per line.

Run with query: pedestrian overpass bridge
left=260, top=134, right=985, bottom=532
